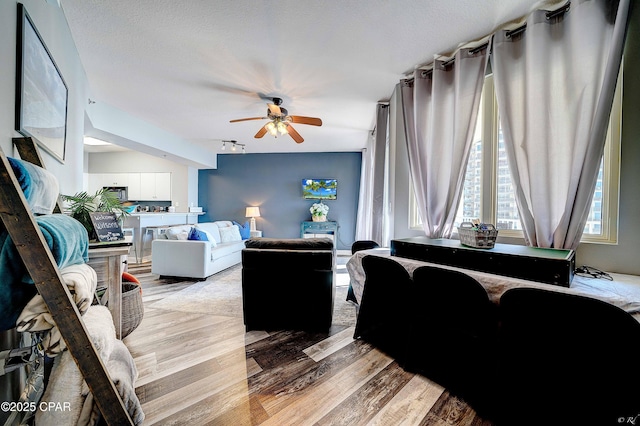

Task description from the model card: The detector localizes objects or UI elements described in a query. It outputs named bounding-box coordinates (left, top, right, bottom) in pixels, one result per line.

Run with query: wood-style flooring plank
left=140, top=349, right=251, bottom=425
left=367, top=374, right=445, bottom=426
left=303, top=326, right=355, bottom=361
left=315, top=360, right=416, bottom=425
left=256, top=348, right=394, bottom=423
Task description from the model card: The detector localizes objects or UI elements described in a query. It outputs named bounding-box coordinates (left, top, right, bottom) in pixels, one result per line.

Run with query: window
left=410, top=72, right=621, bottom=244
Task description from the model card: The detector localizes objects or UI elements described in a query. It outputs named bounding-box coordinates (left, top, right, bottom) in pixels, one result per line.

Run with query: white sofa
left=151, top=221, right=246, bottom=279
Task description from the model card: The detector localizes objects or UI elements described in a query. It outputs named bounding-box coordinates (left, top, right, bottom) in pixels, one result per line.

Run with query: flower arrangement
left=310, top=202, right=329, bottom=221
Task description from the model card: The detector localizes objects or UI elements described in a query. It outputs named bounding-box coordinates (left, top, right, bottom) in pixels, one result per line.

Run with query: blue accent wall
left=198, top=152, right=362, bottom=250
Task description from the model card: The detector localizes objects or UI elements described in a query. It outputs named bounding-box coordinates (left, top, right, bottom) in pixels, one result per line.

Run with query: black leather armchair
left=241, top=238, right=335, bottom=332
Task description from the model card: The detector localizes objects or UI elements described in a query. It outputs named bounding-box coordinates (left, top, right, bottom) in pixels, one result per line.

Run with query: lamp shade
left=246, top=207, right=261, bottom=218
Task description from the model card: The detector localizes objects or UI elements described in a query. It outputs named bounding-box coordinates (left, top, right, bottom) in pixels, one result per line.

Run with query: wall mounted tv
left=302, top=179, right=337, bottom=200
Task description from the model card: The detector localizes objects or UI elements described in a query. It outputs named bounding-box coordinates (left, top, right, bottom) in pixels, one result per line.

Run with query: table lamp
left=246, top=206, right=261, bottom=231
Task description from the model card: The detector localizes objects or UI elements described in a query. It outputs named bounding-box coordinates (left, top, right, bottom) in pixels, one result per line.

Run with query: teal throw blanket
left=0, top=214, right=89, bottom=330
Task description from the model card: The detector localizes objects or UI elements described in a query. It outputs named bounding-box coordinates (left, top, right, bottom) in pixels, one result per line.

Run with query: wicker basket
left=458, top=222, right=498, bottom=249
left=120, top=282, right=144, bottom=338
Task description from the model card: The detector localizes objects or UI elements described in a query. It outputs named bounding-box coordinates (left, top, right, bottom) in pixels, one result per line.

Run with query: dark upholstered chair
left=407, top=266, right=498, bottom=417
left=497, top=288, right=640, bottom=426
left=353, top=255, right=412, bottom=365
left=241, top=238, right=334, bottom=332
left=346, top=240, right=381, bottom=304
left=351, top=240, right=380, bottom=254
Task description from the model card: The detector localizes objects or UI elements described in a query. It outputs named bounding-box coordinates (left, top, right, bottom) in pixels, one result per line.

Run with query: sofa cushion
left=220, top=225, right=242, bottom=243
left=200, top=229, right=217, bottom=247
left=233, top=221, right=251, bottom=239
left=196, top=223, right=221, bottom=243
left=166, top=225, right=192, bottom=240
left=244, top=237, right=334, bottom=250
left=214, top=220, right=234, bottom=228
left=211, top=240, right=244, bottom=260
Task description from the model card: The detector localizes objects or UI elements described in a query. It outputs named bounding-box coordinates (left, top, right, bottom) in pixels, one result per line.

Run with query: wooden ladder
left=0, top=138, right=133, bottom=425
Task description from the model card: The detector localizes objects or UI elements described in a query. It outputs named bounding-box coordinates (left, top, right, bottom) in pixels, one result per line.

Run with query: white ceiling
left=61, top=0, right=542, bottom=158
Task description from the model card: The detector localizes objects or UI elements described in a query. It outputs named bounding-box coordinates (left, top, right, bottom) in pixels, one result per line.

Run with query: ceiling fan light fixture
left=277, top=121, right=288, bottom=134
left=230, top=98, right=322, bottom=143
left=265, top=121, right=277, bottom=136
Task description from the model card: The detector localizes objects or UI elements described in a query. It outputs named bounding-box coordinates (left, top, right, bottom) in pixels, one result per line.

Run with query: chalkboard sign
left=89, top=212, right=124, bottom=242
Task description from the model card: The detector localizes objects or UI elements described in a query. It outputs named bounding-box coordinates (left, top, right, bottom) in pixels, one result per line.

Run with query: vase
left=312, top=215, right=327, bottom=222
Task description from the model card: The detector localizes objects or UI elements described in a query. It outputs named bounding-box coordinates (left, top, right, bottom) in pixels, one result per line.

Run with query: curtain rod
left=507, top=3, right=570, bottom=38
left=404, top=1, right=571, bottom=78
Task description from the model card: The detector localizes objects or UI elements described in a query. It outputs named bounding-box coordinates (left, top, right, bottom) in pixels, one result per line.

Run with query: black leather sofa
left=241, top=237, right=335, bottom=332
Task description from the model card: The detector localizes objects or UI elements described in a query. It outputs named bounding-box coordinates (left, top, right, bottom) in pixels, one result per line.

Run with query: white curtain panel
left=492, top=0, right=630, bottom=249
left=401, top=48, right=489, bottom=238
left=355, top=135, right=375, bottom=241
left=355, top=103, right=389, bottom=244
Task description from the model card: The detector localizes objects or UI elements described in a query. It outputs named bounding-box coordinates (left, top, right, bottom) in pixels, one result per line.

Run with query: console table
left=301, top=221, right=339, bottom=246
left=391, top=236, right=575, bottom=287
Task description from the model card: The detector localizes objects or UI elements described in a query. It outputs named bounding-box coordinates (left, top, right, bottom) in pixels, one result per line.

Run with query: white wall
left=0, top=0, right=87, bottom=195
left=87, top=151, right=198, bottom=212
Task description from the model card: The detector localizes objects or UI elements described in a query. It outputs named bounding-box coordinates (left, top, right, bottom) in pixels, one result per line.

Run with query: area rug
left=150, top=263, right=358, bottom=326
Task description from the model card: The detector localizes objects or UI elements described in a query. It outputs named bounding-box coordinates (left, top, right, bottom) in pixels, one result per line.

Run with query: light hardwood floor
left=125, top=261, right=493, bottom=426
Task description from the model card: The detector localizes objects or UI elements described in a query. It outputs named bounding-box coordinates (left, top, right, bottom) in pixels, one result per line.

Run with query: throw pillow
left=194, top=226, right=217, bottom=248
left=219, top=225, right=242, bottom=243
left=187, top=227, right=208, bottom=241
left=233, top=221, right=251, bottom=240
left=166, top=225, right=191, bottom=240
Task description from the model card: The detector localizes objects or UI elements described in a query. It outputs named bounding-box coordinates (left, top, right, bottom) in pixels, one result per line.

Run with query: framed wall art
left=15, top=3, right=68, bottom=163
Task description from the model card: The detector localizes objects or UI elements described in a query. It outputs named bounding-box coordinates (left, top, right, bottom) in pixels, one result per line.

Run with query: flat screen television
left=302, top=179, right=337, bottom=200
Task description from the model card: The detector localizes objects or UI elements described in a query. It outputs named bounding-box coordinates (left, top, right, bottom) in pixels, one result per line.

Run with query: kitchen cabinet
left=139, top=172, right=171, bottom=201
left=87, top=172, right=170, bottom=201
left=127, top=173, right=141, bottom=200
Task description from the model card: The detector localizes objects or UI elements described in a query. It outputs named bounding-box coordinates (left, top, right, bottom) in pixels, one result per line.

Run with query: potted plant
left=310, top=201, right=329, bottom=222
left=61, top=188, right=130, bottom=241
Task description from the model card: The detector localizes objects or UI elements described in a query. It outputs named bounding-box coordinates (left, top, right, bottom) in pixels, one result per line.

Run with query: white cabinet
left=139, top=173, right=171, bottom=201
left=88, top=173, right=129, bottom=193
left=126, top=173, right=141, bottom=200
left=102, top=173, right=129, bottom=187
left=87, top=172, right=171, bottom=201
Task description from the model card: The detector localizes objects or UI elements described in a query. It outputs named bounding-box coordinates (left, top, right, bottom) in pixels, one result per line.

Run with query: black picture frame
left=15, top=3, right=68, bottom=163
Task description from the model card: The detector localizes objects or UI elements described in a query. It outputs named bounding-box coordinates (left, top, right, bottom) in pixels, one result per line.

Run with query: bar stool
left=121, top=227, right=138, bottom=263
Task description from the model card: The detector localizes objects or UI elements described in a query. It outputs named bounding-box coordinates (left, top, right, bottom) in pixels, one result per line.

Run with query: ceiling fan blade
left=230, top=117, right=267, bottom=123
left=267, top=103, right=281, bottom=115
left=286, top=124, right=304, bottom=144
left=254, top=125, right=268, bottom=138
left=289, top=116, right=322, bottom=126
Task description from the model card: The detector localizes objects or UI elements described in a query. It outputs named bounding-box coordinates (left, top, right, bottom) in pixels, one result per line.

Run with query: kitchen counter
left=123, top=212, right=205, bottom=262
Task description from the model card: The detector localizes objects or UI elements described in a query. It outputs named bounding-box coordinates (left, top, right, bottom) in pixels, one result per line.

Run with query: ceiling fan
left=229, top=97, right=322, bottom=144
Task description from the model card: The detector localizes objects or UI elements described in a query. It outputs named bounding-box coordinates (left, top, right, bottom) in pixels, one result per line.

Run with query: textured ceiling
left=60, top=0, right=541, bottom=158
